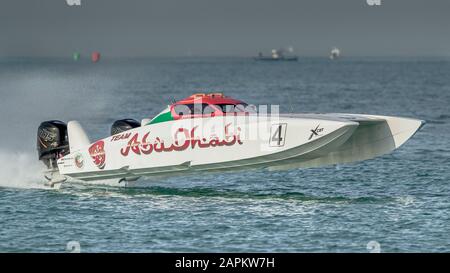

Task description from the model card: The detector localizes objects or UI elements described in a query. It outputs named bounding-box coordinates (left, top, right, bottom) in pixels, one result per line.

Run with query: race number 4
left=270, top=123, right=287, bottom=147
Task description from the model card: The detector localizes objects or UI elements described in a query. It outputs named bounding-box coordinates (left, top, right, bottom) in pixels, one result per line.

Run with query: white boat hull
left=53, top=113, right=423, bottom=184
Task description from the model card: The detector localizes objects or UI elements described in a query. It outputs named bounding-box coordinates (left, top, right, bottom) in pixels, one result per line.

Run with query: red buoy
left=91, top=51, right=100, bottom=63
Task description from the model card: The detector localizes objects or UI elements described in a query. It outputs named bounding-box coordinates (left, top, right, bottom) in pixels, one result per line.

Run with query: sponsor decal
left=111, top=132, right=132, bottom=142
left=88, top=140, right=106, bottom=169
left=308, top=124, right=324, bottom=140
left=74, top=153, right=84, bottom=169
left=120, top=123, right=243, bottom=157
left=58, top=157, right=74, bottom=168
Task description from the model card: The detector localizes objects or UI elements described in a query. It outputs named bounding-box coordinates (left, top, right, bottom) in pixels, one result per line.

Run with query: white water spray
left=0, top=65, right=116, bottom=190
left=0, top=150, right=49, bottom=189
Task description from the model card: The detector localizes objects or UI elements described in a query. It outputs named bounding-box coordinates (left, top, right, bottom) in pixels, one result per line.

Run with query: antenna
left=288, top=99, right=294, bottom=113
left=286, top=89, right=294, bottom=113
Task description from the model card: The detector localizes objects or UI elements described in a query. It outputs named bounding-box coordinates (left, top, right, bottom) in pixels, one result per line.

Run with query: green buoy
left=73, top=52, right=80, bottom=61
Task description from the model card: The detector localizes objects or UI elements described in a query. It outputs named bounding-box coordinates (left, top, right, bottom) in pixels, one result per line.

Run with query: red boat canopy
left=146, top=93, right=251, bottom=125
left=173, top=93, right=245, bottom=106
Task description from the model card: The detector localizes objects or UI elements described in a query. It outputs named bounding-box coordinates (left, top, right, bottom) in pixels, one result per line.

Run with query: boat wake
left=60, top=183, right=394, bottom=204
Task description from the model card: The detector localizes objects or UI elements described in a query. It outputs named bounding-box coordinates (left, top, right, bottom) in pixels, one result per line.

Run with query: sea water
left=0, top=57, right=449, bottom=252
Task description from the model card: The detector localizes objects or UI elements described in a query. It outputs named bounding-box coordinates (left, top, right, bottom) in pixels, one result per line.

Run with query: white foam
left=0, top=150, right=49, bottom=189
left=0, top=70, right=117, bottom=190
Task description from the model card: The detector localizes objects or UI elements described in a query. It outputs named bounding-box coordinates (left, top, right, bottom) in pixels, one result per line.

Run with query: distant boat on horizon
left=330, top=47, right=341, bottom=60
left=255, top=48, right=298, bottom=61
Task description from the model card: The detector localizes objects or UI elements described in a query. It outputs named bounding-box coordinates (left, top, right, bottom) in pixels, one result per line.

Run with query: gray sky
left=1, top=0, right=449, bottom=57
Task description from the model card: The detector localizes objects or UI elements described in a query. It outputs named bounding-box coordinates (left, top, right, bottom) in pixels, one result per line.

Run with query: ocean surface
left=0, top=57, right=449, bottom=252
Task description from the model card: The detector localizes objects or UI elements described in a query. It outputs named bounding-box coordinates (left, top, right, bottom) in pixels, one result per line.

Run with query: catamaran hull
left=53, top=113, right=423, bottom=184
left=270, top=114, right=424, bottom=170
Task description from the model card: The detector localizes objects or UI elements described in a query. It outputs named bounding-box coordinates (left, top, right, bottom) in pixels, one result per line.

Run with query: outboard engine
left=37, top=120, right=69, bottom=169
left=110, top=119, right=140, bottom=135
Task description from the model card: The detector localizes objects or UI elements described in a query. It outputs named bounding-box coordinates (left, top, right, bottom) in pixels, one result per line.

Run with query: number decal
left=269, top=123, right=287, bottom=147
left=272, top=125, right=283, bottom=145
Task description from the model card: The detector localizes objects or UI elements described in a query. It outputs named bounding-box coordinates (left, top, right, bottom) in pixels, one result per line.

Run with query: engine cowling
left=110, top=119, right=140, bottom=136
left=37, top=120, right=69, bottom=168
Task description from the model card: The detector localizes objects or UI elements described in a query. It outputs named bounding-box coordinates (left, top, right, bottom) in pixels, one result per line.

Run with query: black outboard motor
left=37, top=120, right=69, bottom=169
left=110, top=119, right=141, bottom=136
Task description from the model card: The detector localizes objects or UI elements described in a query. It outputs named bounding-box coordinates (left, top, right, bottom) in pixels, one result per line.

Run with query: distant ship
left=255, top=48, right=298, bottom=61
left=329, top=47, right=341, bottom=60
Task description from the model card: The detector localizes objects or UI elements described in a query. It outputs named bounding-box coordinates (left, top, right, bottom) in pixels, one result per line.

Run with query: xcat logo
left=66, top=0, right=81, bottom=6
left=308, top=124, right=324, bottom=140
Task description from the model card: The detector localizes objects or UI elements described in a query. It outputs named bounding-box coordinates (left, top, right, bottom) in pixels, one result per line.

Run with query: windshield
left=215, top=103, right=249, bottom=113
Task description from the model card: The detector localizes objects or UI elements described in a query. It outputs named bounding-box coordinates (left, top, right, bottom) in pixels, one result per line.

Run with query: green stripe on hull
left=148, top=111, right=174, bottom=125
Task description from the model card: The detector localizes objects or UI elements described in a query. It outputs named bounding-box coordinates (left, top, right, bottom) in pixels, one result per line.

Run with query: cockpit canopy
left=147, top=93, right=254, bottom=125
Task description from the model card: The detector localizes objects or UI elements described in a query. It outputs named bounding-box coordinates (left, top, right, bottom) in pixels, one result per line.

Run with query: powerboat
left=37, top=93, right=424, bottom=188
left=255, top=48, right=298, bottom=61
left=330, top=47, right=341, bottom=60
